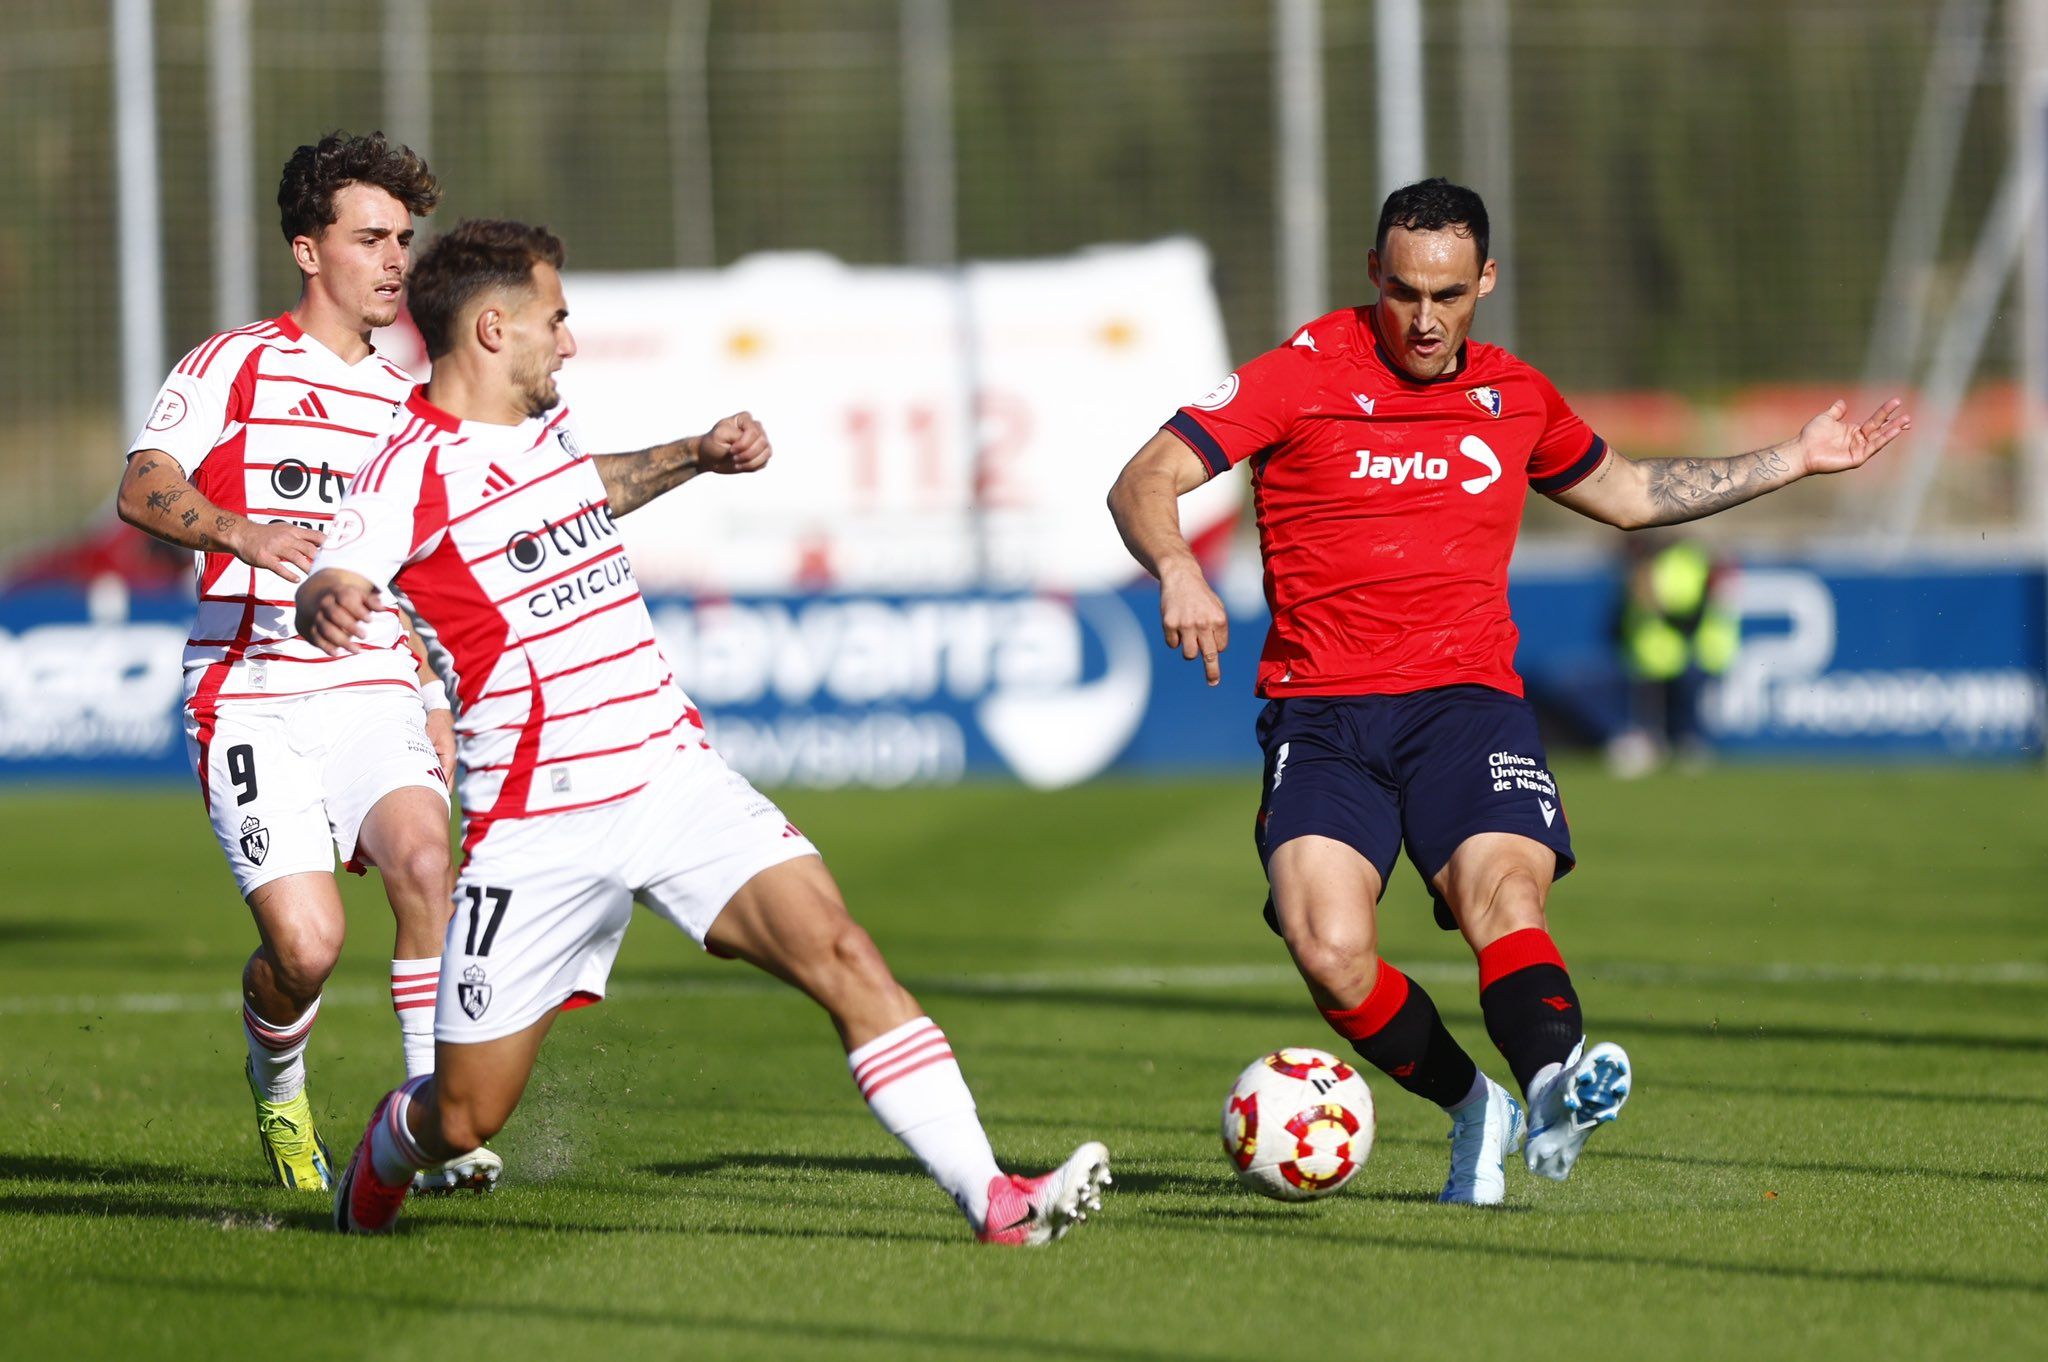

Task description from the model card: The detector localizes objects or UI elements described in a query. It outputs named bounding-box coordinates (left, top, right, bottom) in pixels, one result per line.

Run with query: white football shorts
left=185, top=687, right=451, bottom=897
left=436, top=744, right=819, bottom=1044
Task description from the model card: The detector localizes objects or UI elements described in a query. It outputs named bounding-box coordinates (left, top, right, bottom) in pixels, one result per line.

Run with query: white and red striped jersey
left=314, top=388, right=705, bottom=831
left=126, top=312, right=423, bottom=711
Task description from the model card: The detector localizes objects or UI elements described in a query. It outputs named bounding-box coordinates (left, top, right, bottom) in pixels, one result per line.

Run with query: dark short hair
left=276, top=130, right=439, bottom=244
left=406, top=219, right=568, bottom=359
left=1375, top=177, right=1489, bottom=267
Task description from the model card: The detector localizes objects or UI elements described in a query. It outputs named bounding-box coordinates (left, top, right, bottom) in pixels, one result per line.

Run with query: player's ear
left=474, top=305, right=504, bottom=354
left=1476, top=256, right=1497, bottom=301
left=1366, top=248, right=1382, bottom=289
left=292, top=233, right=319, bottom=279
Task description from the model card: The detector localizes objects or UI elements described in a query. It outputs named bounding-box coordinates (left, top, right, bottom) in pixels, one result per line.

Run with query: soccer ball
left=1220, top=1047, right=1375, bottom=1200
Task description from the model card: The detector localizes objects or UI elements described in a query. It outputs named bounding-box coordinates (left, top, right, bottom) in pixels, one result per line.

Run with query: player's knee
left=268, top=924, right=344, bottom=999
left=382, top=839, right=453, bottom=911
left=819, top=918, right=898, bottom=997
left=1284, top=919, right=1378, bottom=996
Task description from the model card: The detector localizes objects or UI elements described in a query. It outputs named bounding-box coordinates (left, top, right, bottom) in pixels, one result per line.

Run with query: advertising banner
left=5, top=559, right=2042, bottom=787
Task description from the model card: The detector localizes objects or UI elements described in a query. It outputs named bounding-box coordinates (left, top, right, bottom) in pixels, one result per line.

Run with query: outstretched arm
left=1551, top=398, right=1911, bottom=531
left=590, top=411, right=771, bottom=516
left=1107, top=429, right=1230, bottom=686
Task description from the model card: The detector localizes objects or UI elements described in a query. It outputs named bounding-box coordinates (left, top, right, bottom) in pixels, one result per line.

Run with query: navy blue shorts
left=1254, top=686, right=1575, bottom=932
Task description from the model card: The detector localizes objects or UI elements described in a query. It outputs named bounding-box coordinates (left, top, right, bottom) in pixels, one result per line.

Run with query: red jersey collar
left=1363, top=304, right=1470, bottom=387
left=404, top=385, right=463, bottom=432
left=272, top=311, right=304, bottom=340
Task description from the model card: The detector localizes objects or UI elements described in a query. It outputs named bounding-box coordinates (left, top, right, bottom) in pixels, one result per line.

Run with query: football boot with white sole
left=978, top=1141, right=1112, bottom=1245
left=1524, top=1039, right=1631, bottom=1181
left=412, top=1145, right=503, bottom=1195
left=1438, top=1075, right=1524, bottom=1207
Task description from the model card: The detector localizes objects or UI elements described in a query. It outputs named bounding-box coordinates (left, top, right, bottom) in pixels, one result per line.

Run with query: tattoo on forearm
left=180, top=508, right=198, bottom=528
left=145, top=487, right=185, bottom=515
left=215, top=513, right=234, bottom=533
left=597, top=441, right=698, bottom=516
left=1642, top=446, right=1791, bottom=525
left=133, top=457, right=159, bottom=476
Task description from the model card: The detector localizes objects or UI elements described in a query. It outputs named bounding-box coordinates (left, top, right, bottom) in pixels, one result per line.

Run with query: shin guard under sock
left=1320, top=961, right=1480, bottom=1109
left=1477, top=928, right=1584, bottom=1093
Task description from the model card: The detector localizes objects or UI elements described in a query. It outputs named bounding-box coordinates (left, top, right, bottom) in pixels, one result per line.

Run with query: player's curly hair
left=276, top=130, right=439, bottom=244
left=1376, top=177, right=1489, bottom=266
left=405, top=219, right=568, bottom=359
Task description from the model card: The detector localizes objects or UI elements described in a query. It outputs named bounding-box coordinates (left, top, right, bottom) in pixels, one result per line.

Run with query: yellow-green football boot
left=244, top=1058, right=335, bottom=1190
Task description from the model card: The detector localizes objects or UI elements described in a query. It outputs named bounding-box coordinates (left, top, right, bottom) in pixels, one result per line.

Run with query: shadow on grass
left=0, top=921, right=115, bottom=945
left=0, top=1152, right=245, bottom=1189
left=0, top=1188, right=960, bottom=1246
left=910, top=983, right=2048, bottom=1054
left=1140, top=1206, right=2047, bottom=1296
left=1594, top=1146, right=2048, bottom=1188
left=63, top=1272, right=1208, bottom=1362
left=645, top=1152, right=924, bottom=1180
left=1662, top=1077, right=2048, bottom=1110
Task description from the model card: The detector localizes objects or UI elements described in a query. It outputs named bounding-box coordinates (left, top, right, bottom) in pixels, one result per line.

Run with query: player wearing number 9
left=112, top=131, right=497, bottom=1196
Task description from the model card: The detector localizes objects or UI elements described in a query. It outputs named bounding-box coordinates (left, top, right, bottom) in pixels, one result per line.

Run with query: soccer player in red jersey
left=1109, top=179, right=1910, bottom=1205
left=300, top=220, right=1110, bottom=1244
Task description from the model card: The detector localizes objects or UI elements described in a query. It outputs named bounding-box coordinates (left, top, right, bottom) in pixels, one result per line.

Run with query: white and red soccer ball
left=1221, top=1048, right=1375, bottom=1200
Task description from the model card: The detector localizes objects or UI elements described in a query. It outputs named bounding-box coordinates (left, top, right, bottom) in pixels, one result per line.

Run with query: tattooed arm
left=590, top=411, right=772, bottom=517
left=117, top=449, right=325, bottom=581
left=1549, top=398, right=1911, bottom=531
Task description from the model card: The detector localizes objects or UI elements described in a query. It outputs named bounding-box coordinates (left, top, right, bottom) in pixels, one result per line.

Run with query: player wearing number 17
left=1108, top=178, right=1911, bottom=1205
left=298, top=219, right=1110, bottom=1243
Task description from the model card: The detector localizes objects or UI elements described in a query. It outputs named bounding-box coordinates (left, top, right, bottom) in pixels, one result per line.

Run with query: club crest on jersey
left=1465, top=386, right=1503, bottom=418
left=238, top=816, right=269, bottom=866
left=556, top=427, right=582, bottom=458
left=458, top=965, right=492, bottom=1020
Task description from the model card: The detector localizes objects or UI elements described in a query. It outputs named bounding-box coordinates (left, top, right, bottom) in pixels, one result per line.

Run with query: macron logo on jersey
left=1349, top=435, right=1503, bottom=494
left=286, top=391, right=330, bottom=420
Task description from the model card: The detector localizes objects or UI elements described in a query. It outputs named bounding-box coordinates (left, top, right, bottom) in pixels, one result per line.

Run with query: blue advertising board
left=2, top=561, right=2041, bottom=787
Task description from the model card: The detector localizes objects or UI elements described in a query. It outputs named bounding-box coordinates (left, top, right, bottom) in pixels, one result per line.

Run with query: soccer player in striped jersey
left=117, top=132, right=495, bottom=1194
left=300, top=219, right=1111, bottom=1245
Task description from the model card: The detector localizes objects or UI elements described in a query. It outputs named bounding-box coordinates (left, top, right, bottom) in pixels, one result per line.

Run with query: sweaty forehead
left=1379, top=226, right=1483, bottom=284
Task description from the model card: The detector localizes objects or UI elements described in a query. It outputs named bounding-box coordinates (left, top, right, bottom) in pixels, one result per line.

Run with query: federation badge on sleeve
left=1465, top=386, right=1503, bottom=418
left=458, top=964, right=492, bottom=1020
left=1192, top=374, right=1239, bottom=410
left=238, top=816, right=269, bottom=865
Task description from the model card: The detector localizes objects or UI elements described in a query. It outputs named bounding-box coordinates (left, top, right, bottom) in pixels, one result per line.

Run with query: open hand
left=699, top=412, right=771, bottom=475
left=1796, top=397, right=1912, bottom=476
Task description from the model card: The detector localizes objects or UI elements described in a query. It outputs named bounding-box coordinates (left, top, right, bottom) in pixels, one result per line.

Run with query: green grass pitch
left=1, top=765, right=2044, bottom=1360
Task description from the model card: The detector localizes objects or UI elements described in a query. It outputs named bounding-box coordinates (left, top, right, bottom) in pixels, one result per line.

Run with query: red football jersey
left=1164, top=306, right=1606, bottom=698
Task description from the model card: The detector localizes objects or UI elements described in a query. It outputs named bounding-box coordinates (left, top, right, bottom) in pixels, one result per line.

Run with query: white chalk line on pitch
left=1, top=958, right=2044, bottom=1019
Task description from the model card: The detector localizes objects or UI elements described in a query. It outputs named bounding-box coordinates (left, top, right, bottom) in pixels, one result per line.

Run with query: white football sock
left=368, top=1075, right=434, bottom=1185
left=390, top=957, right=440, bottom=1078
left=847, top=1016, right=1002, bottom=1229
left=243, top=995, right=320, bottom=1102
